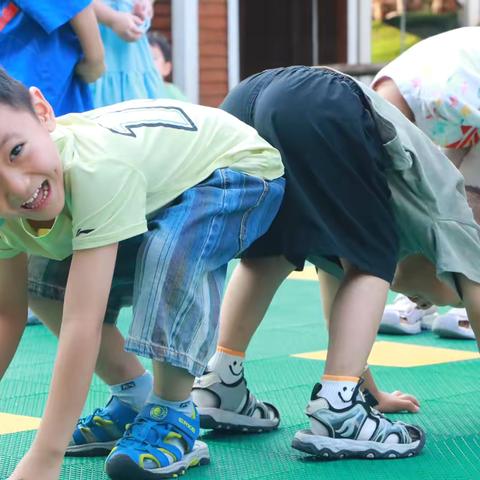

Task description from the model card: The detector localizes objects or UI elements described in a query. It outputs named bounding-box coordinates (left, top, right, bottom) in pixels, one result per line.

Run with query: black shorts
left=220, top=66, right=399, bottom=282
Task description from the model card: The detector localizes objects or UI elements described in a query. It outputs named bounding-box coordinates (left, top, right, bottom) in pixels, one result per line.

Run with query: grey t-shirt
left=356, top=79, right=480, bottom=293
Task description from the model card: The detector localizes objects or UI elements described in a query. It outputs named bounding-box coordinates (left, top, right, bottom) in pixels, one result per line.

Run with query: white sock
left=109, top=371, right=153, bottom=411
left=317, top=375, right=359, bottom=409
left=207, top=347, right=245, bottom=385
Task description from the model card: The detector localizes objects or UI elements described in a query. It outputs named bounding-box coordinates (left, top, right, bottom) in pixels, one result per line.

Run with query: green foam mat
left=1, top=279, right=479, bottom=479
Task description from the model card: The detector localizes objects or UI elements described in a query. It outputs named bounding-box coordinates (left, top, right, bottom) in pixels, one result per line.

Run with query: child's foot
left=66, top=396, right=138, bottom=457
left=292, top=383, right=425, bottom=459
left=379, top=294, right=438, bottom=335
left=192, top=370, right=280, bottom=432
left=432, top=308, right=475, bottom=339
left=105, top=404, right=210, bottom=480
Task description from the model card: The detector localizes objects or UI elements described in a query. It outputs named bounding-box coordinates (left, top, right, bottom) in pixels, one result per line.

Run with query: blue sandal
left=66, top=396, right=138, bottom=457
left=105, top=403, right=210, bottom=479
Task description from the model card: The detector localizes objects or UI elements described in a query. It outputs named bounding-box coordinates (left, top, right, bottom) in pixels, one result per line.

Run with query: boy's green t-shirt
left=0, top=99, right=283, bottom=260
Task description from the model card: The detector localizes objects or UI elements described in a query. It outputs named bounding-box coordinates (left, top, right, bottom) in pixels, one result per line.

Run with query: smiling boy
left=0, top=68, right=284, bottom=480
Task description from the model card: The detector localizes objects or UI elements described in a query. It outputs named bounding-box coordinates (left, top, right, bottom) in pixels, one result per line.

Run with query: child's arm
left=442, top=146, right=469, bottom=169
left=93, top=0, right=143, bottom=42
left=9, top=244, right=118, bottom=480
left=0, top=254, right=28, bottom=381
left=70, top=2, right=105, bottom=83
left=457, top=275, right=480, bottom=351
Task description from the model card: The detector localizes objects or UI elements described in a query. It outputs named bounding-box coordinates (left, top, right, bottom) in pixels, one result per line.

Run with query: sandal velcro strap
left=71, top=396, right=137, bottom=446
left=144, top=404, right=199, bottom=450
left=362, top=389, right=379, bottom=409
left=141, top=439, right=184, bottom=467
left=241, top=391, right=273, bottom=419
left=108, top=404, right=201, bottom=469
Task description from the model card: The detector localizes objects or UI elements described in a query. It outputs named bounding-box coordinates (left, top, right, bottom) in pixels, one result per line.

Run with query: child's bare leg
left=325, top=261, right=388, bottom=376
left=318, top=267, right=419, bottom=413
left=317, top=269, right=340, bottom=325
left=29, top=295, right=151, bottom=456
left=293, top=261, right=424, bottom=459
left=29, top=295, right=145, bottom=384
left=218, top=256, right=295, bottom=351
left=152, top=361, right=194, bottom=401
left=192, top=256, right=293, bottom=431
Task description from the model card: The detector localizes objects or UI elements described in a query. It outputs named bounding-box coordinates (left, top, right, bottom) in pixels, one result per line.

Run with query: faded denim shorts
left=28, top=168, right=284, bottom=376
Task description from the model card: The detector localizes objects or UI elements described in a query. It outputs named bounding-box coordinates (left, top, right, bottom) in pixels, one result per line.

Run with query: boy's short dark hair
left=147, top=31, right=172, bottom=63
left=0, top=67, right=35, bottom=114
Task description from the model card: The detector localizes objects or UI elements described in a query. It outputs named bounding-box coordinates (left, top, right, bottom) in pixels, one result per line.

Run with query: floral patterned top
left=373, top=27, right=480, bottom=149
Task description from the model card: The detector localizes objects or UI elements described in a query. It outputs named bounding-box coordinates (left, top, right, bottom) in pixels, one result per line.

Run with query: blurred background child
left=148, top=30, right=187, bottom=101
left=91, top=0, right=167, bottom=107
left=0, top=1, right=104, bottom=115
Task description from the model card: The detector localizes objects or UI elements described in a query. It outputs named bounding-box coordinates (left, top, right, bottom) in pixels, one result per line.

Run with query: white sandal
left=432, top=308, right=475, bottom=339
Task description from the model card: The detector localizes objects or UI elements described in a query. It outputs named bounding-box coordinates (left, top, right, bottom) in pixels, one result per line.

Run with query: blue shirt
left=0, top=1, right=93, bottom=115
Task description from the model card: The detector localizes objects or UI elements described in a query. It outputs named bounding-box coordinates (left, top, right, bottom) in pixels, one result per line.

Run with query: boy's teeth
left=22, top=182, right=49, bottom=209
left=23, top=189, right=40, bottom=207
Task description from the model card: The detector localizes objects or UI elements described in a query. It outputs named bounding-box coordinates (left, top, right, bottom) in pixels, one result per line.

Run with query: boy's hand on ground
left=374, top=390, right=420, bottom=413
left=75, top=58, right=106, bottom=83
left=8, top=447, right=62, bottom=480
left=111, top=11, right=143, bottom=41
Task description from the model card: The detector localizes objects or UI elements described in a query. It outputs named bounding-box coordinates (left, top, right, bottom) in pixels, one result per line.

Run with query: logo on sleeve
left=76, top=228, right=95, bottom=237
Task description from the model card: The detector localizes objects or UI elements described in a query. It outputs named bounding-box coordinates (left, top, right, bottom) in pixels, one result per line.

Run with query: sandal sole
left=65, top=440, right=117, bottom=457
left=199, top=404, right=280, bottom=432
left=291, top=428, right=425, bottom=460
left=105, top=441, right=210, bottom=479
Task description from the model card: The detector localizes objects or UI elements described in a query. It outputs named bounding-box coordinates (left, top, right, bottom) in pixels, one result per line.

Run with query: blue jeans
left=28, top=168, right=284, bottom=376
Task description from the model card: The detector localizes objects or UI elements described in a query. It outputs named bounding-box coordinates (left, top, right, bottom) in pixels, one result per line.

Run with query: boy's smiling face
left=0, top=88, right=64, bottom=225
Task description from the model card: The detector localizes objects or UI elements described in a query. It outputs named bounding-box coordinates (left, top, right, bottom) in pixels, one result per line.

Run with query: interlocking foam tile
left=2, top=273, right=480, bottom=479
left=292, top=340, right=480, bottom=367
left=0, top=413, right=40, bottom=435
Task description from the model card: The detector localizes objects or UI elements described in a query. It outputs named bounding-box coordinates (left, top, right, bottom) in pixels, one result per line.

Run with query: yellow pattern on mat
left=288, top=266, right=317, bottom=281
left=0, top=412, right=41, bottom=435
left=292, top=340, right=480, bottom=367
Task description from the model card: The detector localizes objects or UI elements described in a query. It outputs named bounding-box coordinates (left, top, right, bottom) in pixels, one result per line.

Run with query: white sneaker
left=379, top=294, right=438, bottom=335
left=432, top=308, right=475, bottom=340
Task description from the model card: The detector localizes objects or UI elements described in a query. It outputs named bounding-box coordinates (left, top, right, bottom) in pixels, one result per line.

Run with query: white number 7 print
left=92, top=105, right=198, bottom=137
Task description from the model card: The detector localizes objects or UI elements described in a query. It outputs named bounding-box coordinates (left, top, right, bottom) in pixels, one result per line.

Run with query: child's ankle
left=207, top=346, right=245, bottom=384
left=109, top=370, right=153, bottom=411
left=147, top=392, right=195, bottom=417
left=315, top=374, right=360, bottom=409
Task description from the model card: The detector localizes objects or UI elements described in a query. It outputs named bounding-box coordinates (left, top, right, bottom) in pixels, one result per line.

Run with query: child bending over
left=372, top=27, right=480, bottom=339
left=191, top=66, right=480, bottom=461
left=0, top=68, right=284, bottom=480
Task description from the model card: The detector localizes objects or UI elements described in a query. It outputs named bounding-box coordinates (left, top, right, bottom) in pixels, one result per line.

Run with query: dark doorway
left=239, top=0, right=347, bottom=80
